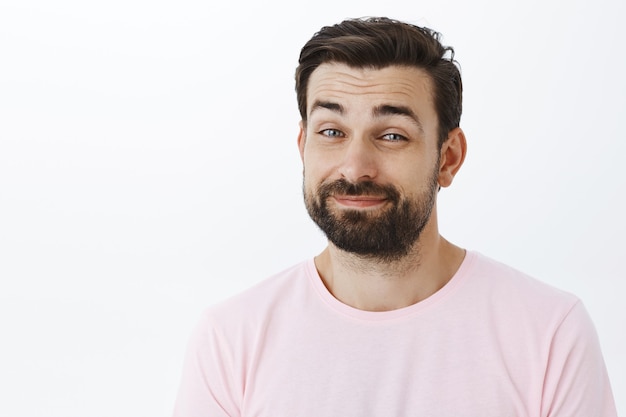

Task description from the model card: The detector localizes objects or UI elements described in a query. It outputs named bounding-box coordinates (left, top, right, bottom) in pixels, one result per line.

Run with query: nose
left=338, top=135, right=378, bottom=183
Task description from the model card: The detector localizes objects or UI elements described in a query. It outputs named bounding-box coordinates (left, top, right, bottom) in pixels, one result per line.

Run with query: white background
left=1, top=0, right=624, bottom=415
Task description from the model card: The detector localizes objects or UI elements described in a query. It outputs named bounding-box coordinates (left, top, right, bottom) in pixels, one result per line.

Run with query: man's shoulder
left=467, top=250, right=580, bottom=312
left=201, top=259, right=315, bottom=324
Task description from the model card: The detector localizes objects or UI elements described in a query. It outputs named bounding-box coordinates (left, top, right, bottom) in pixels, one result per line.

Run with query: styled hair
left=295, top=17, right=462, bottom=147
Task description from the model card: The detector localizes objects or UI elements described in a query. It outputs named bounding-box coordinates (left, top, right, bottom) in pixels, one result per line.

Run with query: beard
left=304, top=167, right=439, bottom=263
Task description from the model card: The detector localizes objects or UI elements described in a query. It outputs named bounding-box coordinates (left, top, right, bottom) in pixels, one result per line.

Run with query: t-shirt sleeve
left=173, top=310, right=241, bottom=417
left=541, top=300, right=617, bottom=417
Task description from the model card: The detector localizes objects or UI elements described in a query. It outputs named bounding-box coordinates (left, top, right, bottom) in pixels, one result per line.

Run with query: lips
left=316, top=179, right=401, bottom=209
left=332, top=195, right=388, bottom=208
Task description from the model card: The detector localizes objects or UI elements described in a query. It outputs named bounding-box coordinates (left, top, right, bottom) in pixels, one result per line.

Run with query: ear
left=438, top=127, right=467, bottom=188
left=297, top=121, right=306, bottom=162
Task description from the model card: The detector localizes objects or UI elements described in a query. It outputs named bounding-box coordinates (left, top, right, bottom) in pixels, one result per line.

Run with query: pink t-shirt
left=173, top=251, right=617, bottom=416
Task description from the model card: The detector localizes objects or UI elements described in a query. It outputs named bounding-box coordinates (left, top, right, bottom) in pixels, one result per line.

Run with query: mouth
left=331, top=195, right=388, bottom=209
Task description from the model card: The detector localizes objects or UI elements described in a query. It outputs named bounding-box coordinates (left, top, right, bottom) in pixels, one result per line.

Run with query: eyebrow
left=310, top=100, right=344, bottom=115
left=373, top=104, right=423, bottom=133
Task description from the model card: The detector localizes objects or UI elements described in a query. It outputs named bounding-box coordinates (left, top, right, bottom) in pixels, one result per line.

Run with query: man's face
left=299, top=63, right=443, bottom=262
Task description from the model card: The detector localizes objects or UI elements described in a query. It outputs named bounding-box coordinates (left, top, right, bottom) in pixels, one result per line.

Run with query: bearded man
left=173, top=17, right=617, bottom=417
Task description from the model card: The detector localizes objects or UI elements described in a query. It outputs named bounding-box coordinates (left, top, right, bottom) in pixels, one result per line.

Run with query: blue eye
left=320, top=129, right=344, bottom=138
left=382, top=133, right=406, bottom=142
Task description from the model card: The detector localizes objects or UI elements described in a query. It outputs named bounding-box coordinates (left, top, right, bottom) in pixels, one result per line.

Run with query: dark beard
left=304, top=172, right=438, bottom=263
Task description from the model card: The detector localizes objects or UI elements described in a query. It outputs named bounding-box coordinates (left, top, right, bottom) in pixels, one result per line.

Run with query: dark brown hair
left=295, top=17, right=462, bottom=147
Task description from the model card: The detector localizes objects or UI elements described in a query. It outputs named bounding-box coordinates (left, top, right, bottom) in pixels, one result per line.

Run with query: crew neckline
left=304, top=250, right=477, bottom=322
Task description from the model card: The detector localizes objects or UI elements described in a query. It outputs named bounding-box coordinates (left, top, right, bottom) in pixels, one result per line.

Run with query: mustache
left=317, top=179, right=401, bottom=203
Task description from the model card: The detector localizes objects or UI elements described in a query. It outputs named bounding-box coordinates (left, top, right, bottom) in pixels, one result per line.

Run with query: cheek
left=302, top=160, right=320, bottom=193
left=390, top=159, right=439, bottom=191
left=303, top=153, right=334, bottom=182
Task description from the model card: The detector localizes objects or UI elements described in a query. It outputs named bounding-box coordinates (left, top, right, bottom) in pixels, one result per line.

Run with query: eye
left=381, top=132, right=407, bottom=142
left=319, top=128, right=345, bottom=138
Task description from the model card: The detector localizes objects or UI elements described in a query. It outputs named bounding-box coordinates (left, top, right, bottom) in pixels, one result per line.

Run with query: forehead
left=306, top=63, right=435, bottom=117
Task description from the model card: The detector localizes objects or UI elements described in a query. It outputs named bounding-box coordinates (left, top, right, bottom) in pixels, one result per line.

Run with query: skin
left=298, top=62, right=467, bottom=312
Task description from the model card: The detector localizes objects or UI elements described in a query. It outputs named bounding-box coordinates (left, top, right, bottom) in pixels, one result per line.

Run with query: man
left=174, top=17, right=616, bottom=416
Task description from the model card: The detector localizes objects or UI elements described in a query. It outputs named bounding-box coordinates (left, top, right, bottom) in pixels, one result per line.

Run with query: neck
left=313, top=217, right=465, bottom=312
